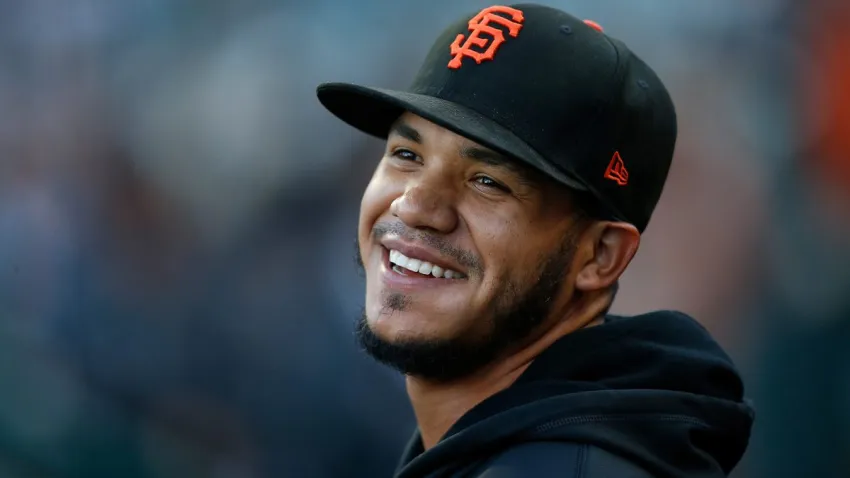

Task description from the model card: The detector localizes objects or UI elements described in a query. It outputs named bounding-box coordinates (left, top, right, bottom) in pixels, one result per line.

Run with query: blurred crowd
left=0, top=0, right=847, bottom=477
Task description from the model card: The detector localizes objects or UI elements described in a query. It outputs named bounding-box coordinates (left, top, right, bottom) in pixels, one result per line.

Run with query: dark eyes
left=391, top=148, right=419, bottom=162
left=474, top=175, right=510, bottom=192
left=389, top=148, right=511, bottom=194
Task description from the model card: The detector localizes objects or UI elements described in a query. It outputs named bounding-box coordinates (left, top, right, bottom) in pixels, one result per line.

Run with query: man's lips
left=379, top=238, right=467, bottom=278
left=379, top=247, right=467, bottom=290
left=388, top=248, right=466, bottom=279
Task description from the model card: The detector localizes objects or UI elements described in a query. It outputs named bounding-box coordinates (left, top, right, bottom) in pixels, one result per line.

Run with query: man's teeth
left=389, top=249, right=465, bottom=279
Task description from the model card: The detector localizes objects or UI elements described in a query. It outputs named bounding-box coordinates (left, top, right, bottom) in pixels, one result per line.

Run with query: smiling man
left=317, top=4, right=753, bottom=477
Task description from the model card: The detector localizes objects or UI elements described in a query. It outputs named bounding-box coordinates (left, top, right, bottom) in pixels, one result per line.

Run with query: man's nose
left=390, top=177, right=459, bottom=234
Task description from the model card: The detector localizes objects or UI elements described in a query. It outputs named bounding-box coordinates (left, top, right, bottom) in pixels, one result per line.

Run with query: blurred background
left=0, top=0, right=847, bottom=477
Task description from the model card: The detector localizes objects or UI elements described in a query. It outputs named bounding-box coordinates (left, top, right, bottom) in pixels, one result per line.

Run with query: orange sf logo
left=448, top=6, right=524, bottom=69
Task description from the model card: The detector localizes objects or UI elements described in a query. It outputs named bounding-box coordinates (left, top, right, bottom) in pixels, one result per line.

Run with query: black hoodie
left=394, top=311, right=754, bottom=478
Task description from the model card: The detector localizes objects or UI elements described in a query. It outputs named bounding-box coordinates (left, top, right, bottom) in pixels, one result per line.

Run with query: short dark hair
left=568, top=188, right=611, bottom=223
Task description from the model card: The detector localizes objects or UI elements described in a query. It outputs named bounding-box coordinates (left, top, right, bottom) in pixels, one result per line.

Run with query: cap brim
left=316, top=82, right=588, bottom=192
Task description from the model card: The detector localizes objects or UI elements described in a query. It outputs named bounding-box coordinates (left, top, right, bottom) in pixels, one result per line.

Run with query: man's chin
left=357, top=311, right=437, bottom=352
left=354, top=312, right=498, bottom=383
left=365, top=294, right=449, bottom=337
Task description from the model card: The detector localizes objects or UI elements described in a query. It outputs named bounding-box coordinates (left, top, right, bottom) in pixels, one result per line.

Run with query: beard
left=353, top=226, right=580, bottom=383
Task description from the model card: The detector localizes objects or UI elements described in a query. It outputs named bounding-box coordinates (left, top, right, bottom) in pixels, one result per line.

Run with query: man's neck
left=406, top=313, right=605, bottom=450
left=405, top=354, right=531, bottom=450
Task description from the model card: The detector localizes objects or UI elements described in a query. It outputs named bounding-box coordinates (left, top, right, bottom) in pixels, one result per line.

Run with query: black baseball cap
left=316, top=3, right=677, bottom=232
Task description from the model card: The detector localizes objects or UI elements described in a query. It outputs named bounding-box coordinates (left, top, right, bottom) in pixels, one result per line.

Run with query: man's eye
left=392, top=149, right=418, bottom=161
left=474, top=176, right=510, bottom=192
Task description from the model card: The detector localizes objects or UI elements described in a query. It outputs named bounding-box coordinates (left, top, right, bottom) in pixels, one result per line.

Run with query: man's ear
left=574, top=222, right=640, bottom=292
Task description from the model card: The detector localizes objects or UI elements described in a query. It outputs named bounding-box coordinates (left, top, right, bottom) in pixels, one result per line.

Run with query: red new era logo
left=604, top=151, right=629, bottom=186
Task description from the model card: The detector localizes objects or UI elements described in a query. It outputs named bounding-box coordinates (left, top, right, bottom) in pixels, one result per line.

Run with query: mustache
left=370, top=221, right=483, bottom=275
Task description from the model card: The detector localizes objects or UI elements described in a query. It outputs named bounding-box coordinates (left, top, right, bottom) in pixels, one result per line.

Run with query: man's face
left=356, top=113, right=585, bottom=382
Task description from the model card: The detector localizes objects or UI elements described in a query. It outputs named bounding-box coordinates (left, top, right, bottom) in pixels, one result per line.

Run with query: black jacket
left=394, top=311, right=754, bottom=477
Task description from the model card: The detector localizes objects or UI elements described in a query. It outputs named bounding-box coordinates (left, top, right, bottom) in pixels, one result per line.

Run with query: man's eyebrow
left=460, top=146, right=537, bottom=186
left=388, top=121, right=422, bottom=144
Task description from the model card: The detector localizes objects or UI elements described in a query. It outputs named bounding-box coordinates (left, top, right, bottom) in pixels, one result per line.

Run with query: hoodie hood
left=396, top=311, right=755, bottom=478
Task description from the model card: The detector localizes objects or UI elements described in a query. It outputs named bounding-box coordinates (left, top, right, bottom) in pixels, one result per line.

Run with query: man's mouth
left=388, top=249, right=466, bottom=280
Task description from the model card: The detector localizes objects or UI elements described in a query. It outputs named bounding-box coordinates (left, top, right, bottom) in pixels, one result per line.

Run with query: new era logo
left=604, top=151, right=628, bottom=186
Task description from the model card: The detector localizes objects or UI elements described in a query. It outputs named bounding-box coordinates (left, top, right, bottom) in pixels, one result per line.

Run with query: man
left=317, top=3, right=754, bottom=477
